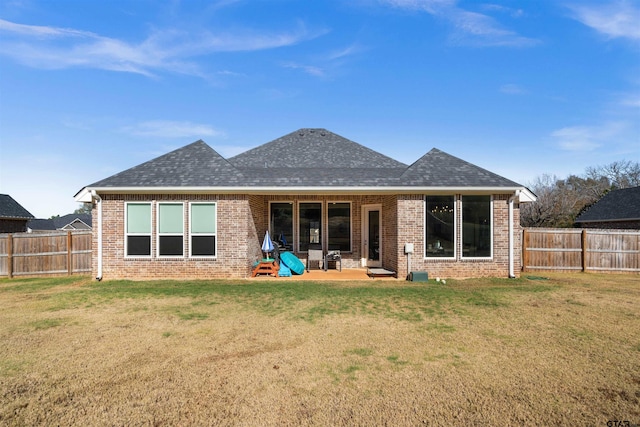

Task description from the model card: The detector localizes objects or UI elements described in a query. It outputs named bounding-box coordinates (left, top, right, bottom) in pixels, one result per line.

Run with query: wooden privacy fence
left=0, top=231, right=92, bottom=278
left=523, top=228, right=640, bottom=273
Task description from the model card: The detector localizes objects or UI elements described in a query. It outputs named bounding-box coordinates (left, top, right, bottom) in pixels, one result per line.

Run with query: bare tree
left=586, top=160, right=640, bottom=189
left=520, top=160, right=639, bottom=228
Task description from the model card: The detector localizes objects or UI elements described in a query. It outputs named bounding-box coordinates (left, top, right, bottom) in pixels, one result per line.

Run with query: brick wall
left=91, top=192, right=524, bottom=280
left=395, top=194, right=522, bottom=279
left=92, top=194, right=253, bottom=280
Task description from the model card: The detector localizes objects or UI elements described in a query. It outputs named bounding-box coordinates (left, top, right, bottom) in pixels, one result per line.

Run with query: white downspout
left=91, top=190, right=103, bottom=281
left=508, top=190, right=520, bottom=278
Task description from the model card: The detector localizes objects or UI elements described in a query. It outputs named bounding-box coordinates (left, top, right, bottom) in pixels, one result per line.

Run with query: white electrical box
left=404, top=243, right=414, bottom=254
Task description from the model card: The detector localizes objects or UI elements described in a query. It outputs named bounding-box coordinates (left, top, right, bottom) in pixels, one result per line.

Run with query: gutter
left=508, top=190, right=520, bottom=278
left=76, top=185, right=537, bottom=200
left=91, top=190, right=103, bottom=281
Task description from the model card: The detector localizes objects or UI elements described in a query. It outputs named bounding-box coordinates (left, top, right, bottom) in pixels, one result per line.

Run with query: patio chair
left=324, top=249, right=341, bottom=271
left=306, top=244, right=324, bottom=272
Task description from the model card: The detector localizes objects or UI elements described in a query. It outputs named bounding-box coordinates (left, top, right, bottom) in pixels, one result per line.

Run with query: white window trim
left=189, top=202, right=217, bottom=259
left=297, top=201, right=323, bottom=253
left=461, top=195, right=493, bottom=260
left=124, top=201, right=153, bottom=259
left=156, top=201, right=185, bottom=259
left=424, top=196, right=457, bottom=260
left=327, top=200, right=353, bottom=253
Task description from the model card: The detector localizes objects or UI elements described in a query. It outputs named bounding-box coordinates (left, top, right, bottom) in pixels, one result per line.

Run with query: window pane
left=425, top=196, right=455, bottom=257
left=192, top=204, right=216, bottom=234
left=127, top=203, right=151, bottom=234
left=328, top=202, right=351, bottom=251
left=299, top=202, right=321, bottom=252
left=127, top=235, right=151, bottom=256
left=368, top=210, right=380, bottom=261
left=159, top=235, right=183, bottom=256
left=159, top=204, right=183, bottom=233
left=462, top=196, right=491, bottom=258
left=192, top=235, right=216, bottom=256
left=270, top=203, right=293, bottom=247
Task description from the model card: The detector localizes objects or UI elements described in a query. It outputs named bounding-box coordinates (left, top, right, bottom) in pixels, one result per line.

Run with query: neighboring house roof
left=0, top=194, right=34, bottom=220
left=575, top=186, right=640, bottom=223
left=27, top=214, right=92, bottom=231
left=76, top=128, right=535, bottom=200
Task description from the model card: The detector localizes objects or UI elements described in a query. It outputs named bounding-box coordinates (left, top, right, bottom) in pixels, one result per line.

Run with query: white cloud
left=282, top=62, right=326, bottom=77
left=123, top=121, right=224, bottom=138
left=551, top=121, right=628, bottom=151
left=378, top=0, right=539, bottom=47
left=0, top=18, right=325, bottom=77
left=568, top=1, right=640, bottom=40
left=500, top=83, right=528, bottom=95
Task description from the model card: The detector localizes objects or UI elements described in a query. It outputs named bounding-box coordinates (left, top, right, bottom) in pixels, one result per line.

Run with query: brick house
left=74, top=129, right=535, bottom=280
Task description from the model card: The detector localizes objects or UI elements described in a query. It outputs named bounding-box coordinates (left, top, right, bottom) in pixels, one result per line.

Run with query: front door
left=362, top=205, right=382, bottom=267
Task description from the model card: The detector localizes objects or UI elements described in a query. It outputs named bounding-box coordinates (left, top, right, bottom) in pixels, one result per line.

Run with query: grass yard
left=1, top=273, right=639, bottom=426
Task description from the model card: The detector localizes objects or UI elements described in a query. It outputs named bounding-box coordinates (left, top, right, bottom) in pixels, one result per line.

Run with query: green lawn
left=1, top=274, right=639, bottom=426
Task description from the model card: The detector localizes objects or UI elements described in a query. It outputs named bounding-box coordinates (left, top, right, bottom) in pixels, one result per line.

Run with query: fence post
left=581, top=229, right=587, bottom=272
left=522, top=229, right=529, bottom=272
left=7, top=234, right=13, bottom=279
left=67, top=231, right=73, bottom=275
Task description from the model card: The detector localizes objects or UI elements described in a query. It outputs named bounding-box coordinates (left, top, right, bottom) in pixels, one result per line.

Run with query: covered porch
left=247, top=194, right=401, bottom=278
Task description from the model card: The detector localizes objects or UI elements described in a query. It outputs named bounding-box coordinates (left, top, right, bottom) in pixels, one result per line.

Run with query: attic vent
left=298, top=132, right=304, bottom=136
left=320, top=131, right=326, bottom=136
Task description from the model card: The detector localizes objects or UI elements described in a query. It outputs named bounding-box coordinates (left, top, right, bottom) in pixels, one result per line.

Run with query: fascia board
left=78, top=185, right=537, bottom=198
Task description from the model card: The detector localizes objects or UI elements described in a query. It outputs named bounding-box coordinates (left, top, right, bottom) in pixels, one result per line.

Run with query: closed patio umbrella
left=262, top=230, right=274, bottom=260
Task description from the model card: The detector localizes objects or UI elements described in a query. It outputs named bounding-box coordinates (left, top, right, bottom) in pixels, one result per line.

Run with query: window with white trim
left=125, top=202, right=152, bottom=257
left=462, top=195, right=492, bottom=258
left=190, top=202, right=217, bottom=257
left=158, top=202, right=184, bottom=257
left=328, top=202, right=351, bottom=252
left=425, top=196, right=455, bottom=258
left=269, top=202, right=293, bottom=250
left=299, top=202, right=321, bottom=252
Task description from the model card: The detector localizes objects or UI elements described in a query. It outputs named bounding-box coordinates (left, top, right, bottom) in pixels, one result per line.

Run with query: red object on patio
left=251, top=259, right=279, bottom=277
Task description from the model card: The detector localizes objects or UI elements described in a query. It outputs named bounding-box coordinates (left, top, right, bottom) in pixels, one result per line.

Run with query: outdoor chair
left=324, top=249, right=341, bottom=271
left=306, top=244, right=324, bottom=272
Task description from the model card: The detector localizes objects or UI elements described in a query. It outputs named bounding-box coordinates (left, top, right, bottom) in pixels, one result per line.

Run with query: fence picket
left=523, top=228, right=640, bottom=273
left=0, top=231, right=92, bottom=277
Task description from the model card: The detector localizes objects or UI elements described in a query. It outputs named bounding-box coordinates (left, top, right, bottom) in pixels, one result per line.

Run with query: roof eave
left=576, top=218, right=640, bottom=223
left=76, top=185, right=536, bottom=200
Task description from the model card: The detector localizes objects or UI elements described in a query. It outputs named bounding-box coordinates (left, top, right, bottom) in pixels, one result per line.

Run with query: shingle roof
left=575, top=186, right=640, bottom=223
left=89, top=140, right=244, bottom=187
left=0, top=194, right=34, bottom=220
left=27, top=214, right=92, bottom=231
left=80, top=129, right=527, bottom=191
left=229, top=128, right=407, bottom=169
left=401, top=148, right=521, bottom=187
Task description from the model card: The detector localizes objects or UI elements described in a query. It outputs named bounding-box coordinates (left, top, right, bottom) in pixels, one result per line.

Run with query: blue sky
left=0, top=0, right=638, bottom=219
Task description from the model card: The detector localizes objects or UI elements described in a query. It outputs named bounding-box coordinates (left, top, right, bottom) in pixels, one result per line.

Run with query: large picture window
left=425, top=196, right=455, bottom=258
left=299, top=202, right=321, bottom=252
left=270, top=202, right=293, bottom=250
left=126, top=202, right=151, bottom=257
left=158, top=203, right=184, bottom=257
left=462, top=195, right=492, bottom=258
left=328, top=202, right=351, bottom=252
left=190, top=203, right=216, bottom=257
